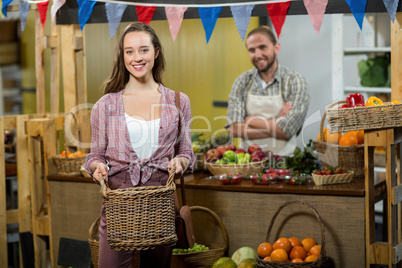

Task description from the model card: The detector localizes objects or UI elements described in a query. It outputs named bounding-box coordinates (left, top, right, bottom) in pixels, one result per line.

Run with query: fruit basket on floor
left=256, top=200, right=331, bottom=268
left=171, top=206, right=229, bottom=268
left=313, top=101, right=364, bottom=177
left=204, top=158, right=268, bottom=176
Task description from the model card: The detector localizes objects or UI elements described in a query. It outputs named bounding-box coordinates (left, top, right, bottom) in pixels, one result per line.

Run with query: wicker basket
left=256, top=200, right=331, bottom=268
left=313, top=101, right=364, bottom=177
left=204, top=158, right=267, bottom=176
left=100, top=169, right=177, bottom=251
left=327, top=101, right=402, bottom=133
left=171, top=206, right=228, bottom=268
left=312, top=171, right=354, bottom=186
left=52, top=154, right=86, bottom=176
left=88, top=217, right=139, bottom=268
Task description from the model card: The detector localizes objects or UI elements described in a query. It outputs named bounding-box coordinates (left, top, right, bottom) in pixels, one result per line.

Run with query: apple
left=205, top=148, right=221, bottom=162
left=216, top=146, right=227, bottom=156
left=235, top=148, right=247, bottom=154
left=225, top=144, right=237, bottom=151
left=251, top=150, right=266, bottom=162
left=223, top=150, right=236, bottom=163
left=248, top=144, right=262, bottom=154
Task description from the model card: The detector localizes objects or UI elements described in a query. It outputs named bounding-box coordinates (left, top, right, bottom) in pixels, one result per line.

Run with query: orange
left=349, top=130, right=364, bottom=144
left=74, top=151, right=84, bottom=157
left=339, top=132, right=358, bottom=146
left=273, top=237, right=292, bottom=253
left=257, top=242, right=273, bottom=258
left=317, top=128, right=328, bottom=142
left=309, top=245, right=322, bottom=256
left=270, top=249, right=288, bottom=262
left=305, top=254, right=319, bottom=262
left=289, top=246, right=307, bottom=260
left=263, top=256, right=272, bottom=262
left=288, top=237, right=302, bottom=247
left=301, top=238, right=317, bottom=253
left=291, top=258, right=304, bottom=263
left=61, top=150, right=71, bottom=157
left=326, top=132, right=342, bottom=144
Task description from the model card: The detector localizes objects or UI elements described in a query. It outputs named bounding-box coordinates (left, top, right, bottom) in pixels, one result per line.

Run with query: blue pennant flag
left=77, top=0, right=97, bottom=31
left=382, top=0, right=399, bottom=23
left=2, top=0, right=13, bottom=17
left=198, top=6, right=223, bottom=43
left=345, top=0, right=368, bottom=30
left=20, top=1, right=30, bottom=31
left=230, top=5, right=254, bottom=41
left=105, top=2, right=127, bottom=38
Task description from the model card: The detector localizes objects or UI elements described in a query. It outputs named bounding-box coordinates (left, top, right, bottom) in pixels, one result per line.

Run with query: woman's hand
left=91, top=162, right=108, bottom=185
left=168, top=157, right=189, bottom=175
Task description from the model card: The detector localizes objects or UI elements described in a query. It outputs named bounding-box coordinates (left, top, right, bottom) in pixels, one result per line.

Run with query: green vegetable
left=284, top=139, right=320, bottom=174
left=358, top=55, right=389, bottom=87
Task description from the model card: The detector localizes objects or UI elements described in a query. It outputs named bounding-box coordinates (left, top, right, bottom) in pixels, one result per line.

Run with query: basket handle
left=266, top=200, right=326, bottom=259
left=99, top=166, right=177, bottom=198
left=88, top=216, right=101, bottom=238
left=320, top=100, right=346, bottom=141
left=189, top=206, right=229, bottom=256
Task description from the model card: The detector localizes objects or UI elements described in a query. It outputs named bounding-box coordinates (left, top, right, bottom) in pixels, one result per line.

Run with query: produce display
left=172, top=243, right=209, bottom=254
left=205, top=143, right=266, bottom=164
left=258, top=237, right=322, bottom=263
left=60, top=150, right=84, bottom=158
left=219, top=173, right=242, bottom=185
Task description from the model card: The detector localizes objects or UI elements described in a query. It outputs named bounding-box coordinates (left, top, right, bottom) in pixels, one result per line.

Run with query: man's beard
left=255, top=55, right=276, bottom=73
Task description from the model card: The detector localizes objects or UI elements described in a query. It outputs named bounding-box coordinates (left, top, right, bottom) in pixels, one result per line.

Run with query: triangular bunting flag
left=230, top=5, right=254, bottom=41
left=0, top=0, right=4, bottom=19
left=2, top=0, right=13, bottom=17
left=20, top=0, right=30, bottom=31
left=51, top=0, right=66, bottom=23
left=265, top=1, right=291, bottom=39
left=198, top=6, right=223, bottom=43
left=303, top=0, right=328, bottom=35
left=345, top=0, right=368, bottom=30
left=165, top=6, right=188, bottom=41
left=382, top=0, right=398, bottom=23
left=105, top=2, right=127, bottom=38
left=136, top=6, right=156, bottom=25
left=77, top=0, right=97, bottom=31
left=37, top=1, right=49, bottom=28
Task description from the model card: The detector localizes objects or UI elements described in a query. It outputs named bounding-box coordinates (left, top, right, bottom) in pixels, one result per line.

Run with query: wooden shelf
left=344, top=86, right=391, bottom=93
left=344, top=46, right=391, bottom=55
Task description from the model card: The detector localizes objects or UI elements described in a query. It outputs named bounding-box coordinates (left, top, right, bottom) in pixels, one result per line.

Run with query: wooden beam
left=391, top=13, right=402, bottom=100
left=6, top=209, right=18, bottom=224
left=35, top=10, right=45, bottom=114
left=49, top=20, right=60, bottom=114
left=0, top=117, right=7, bottom=266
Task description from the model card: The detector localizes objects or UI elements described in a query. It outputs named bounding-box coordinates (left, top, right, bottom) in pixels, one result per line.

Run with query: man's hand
left=278, top=102, right=292, bottom=117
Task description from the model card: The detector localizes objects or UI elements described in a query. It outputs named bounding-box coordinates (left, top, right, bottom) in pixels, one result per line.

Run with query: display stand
left=365, top=127, right=402, bottom=267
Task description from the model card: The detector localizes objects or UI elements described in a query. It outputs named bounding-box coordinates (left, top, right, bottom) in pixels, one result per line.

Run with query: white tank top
left=125, top=113, right=160, bottom=160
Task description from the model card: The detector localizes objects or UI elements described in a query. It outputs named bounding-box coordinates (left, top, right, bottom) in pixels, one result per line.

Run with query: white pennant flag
left=51, top=0, right=66, bottom=23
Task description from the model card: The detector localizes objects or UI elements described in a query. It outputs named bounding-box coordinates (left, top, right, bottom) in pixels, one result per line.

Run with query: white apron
left=241, top=90, right=297, bottom=156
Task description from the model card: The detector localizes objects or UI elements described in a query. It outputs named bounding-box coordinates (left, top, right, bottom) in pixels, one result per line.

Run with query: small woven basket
left=256, top=200, right=331, bottom=268
left=53, top=154, right=86, bottom=176
left=171, top=206, right=228, bottom=268
left=204, top=158, right=267, bottom=176
left=88, top=217, right=139, bottom=268
left=312, top=171, right=354, bottom=186
left=313, top=101, right=364, bottom=177
left=100, top=169, right=177, bottom=251
left=327, top=101, right=402, bottom=133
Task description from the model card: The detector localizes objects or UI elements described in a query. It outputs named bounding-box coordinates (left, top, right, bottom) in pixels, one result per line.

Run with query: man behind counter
left=225, top=25, right=310, bottom=156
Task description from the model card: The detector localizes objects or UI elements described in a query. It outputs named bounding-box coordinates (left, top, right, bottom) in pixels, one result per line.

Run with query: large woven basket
left=52, top=154, right=86, bottom=176
left=88, top=217, right=139, bottom=268
left=204, top=158, right=267, bottom=176
left=327, top=101, right=402, bottom=133
left=171, top=206, right=228, bottom=268
left=257, top=200, right=331, bottom=268
left=313, top=101, right=364, bottom=177
left=100, top=169, right=177, bottom=251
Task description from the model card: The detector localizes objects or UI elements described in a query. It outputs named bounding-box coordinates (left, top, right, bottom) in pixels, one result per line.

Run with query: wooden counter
left=47, top=171, right=385, bottom=268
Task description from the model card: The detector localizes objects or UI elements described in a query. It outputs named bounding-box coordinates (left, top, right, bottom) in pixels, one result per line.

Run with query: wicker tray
left=53, top=154, right=86, bottom=176
left=327, top=101, right=402, bottom=133
left=312, top=171, right=354, bottom=186
left=88, top=217, right=139, bottom=268
left=100, top=169, right=177, bottom=251
left=171, top=206, right=228, bottom=268
left=204, top=158, right=267, bottom=176
left=256, top=200, right=331, bottom=268
left=313, top=101, right=364, bottom=177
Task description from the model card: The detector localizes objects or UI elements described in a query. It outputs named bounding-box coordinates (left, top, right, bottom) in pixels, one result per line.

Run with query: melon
left=238, top=258, right=258, bottom=268
left=212, top=257, right=237, bottom=268
left=231, top=247, right=258, bottom=265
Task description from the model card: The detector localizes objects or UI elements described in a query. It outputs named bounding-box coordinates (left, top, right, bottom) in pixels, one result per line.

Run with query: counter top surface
left=48, top=170, right=385, bottom=197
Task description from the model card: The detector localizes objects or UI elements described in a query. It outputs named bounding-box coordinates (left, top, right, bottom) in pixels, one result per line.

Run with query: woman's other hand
left=168, top=157, right=189, bottom=175
left=92, top=162, right=109, bottom=184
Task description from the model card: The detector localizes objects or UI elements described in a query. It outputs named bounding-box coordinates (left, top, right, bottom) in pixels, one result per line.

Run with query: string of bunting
left=0, top=0, right=400, bottom=42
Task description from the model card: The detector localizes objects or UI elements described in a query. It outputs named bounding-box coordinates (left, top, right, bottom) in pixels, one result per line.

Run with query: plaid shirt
left=225, top=65, right=309, bottom=137
left=85, top=85, right=195, bottom=186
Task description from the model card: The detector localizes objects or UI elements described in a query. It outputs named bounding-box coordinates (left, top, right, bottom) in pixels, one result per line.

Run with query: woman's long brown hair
left=103, top=22, right=166, bottom=95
